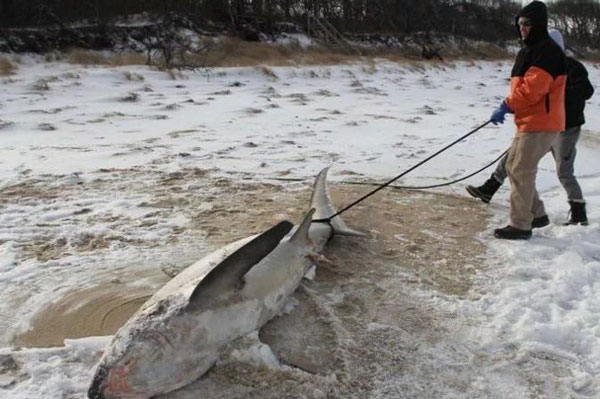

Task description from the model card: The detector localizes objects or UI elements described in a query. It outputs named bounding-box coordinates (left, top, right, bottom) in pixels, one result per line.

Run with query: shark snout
left=88, top=388, right=106, bottom=399
left=88, top=365, right=108, bottom=399
left=89, top=360, right=147, bottom=399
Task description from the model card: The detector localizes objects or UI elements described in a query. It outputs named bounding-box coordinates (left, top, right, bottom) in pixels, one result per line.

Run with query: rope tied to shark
left=313, top=120, right=494, bottom=224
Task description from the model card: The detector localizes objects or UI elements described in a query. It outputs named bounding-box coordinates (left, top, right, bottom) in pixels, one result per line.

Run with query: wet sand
left=6, top=170, right=491, bottom=398
left=165, top=181, right=490, bottom=398
left=14, top=268, right=169, bottom=348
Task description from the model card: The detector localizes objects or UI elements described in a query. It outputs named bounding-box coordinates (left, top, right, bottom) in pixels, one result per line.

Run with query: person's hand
left=490, top=101, right=512, bottom=125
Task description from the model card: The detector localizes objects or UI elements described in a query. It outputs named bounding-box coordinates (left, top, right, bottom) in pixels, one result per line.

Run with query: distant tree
left=0, top=0, right=14, bottom=27
left=1, top=0, right=598, bottom=51
left=548, top=0, right=600, bottom=47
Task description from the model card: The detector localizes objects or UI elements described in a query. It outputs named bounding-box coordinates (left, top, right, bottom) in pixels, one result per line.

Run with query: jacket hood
left=515, top=1, right=549, bottom=46
left=549, top=29, right=565, bottom=51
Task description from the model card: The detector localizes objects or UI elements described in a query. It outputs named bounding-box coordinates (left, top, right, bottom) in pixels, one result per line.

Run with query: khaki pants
left=493, top=126, right=585, bottom=202
left=506, top=131, right=560, bottom=230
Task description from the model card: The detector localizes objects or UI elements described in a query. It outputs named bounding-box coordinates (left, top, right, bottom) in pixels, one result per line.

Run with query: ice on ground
left=1, top=57, right=599, bottom=398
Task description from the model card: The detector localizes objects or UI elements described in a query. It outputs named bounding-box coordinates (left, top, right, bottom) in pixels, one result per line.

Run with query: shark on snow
left=88, top=167, right=363, bottom=399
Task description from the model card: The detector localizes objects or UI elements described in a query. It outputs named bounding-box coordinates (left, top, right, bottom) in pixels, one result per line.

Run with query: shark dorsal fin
left=185, top=220, right=293, bottom=312
left=291, top=208, right=315, bottom=246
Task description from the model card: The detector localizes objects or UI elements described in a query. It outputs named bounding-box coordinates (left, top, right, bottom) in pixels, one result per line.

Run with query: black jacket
left=565, top=57, right=594, bottom=129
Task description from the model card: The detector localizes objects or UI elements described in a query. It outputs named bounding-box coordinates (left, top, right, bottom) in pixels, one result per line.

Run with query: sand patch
left=5, top=169, right=492, bottom=397
left=155, top=180, right=489, bottom=398
left=14, top=268, right=169, bottom=348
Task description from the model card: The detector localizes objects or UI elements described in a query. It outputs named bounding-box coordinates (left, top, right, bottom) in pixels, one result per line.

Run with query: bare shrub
left=166, top=69, right=184, bottom=80
left=33, top=78, right=51, bottom=91
left=109, top=53, right=147, bottom=66
left=44, top=52, right=63, bottom=62
left=0, top=57, right=17, bottom=76
left=66, top=50, right=146, bottom=66
left=362, top=61, right=377, bottom=74
left=587, top=50, right=600, bottom=61
left=123, top=71, right=144, bottom=81
left=67, top=50, right=106, bottom=65
left=404, top=61, right=427, bottom=73
left=460, top=41, right=510, bottom=60
left=257, top=66, right=278, bottom=79
left=196, top=38, right=357, bottom=68
left=62, top=72, right=81, bottom=79
left=199, top=38, right=293, bottom=67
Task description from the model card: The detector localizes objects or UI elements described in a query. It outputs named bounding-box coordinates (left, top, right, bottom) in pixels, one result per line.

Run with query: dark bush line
left=0, top=1, right=519, bottom=41
left=1, top=1, right=598, bottom=52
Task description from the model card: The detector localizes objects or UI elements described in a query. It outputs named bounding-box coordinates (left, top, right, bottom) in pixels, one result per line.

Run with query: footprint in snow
left=209, top=90, right=232, bottom=95
left=0, top=120, right=15, bottom=129
left=244, top=107, right=264, bottom=115
left=38, top=123, right=56, bottom=131
left=418, top=105, right=437, bottom=115
left=313, top=89, right=339, bottom=97
left=354, top=86, right=388, bottom=96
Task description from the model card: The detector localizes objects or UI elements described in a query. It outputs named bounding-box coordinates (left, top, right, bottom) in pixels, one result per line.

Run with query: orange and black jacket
left=505, top=1, right=566, bottom=133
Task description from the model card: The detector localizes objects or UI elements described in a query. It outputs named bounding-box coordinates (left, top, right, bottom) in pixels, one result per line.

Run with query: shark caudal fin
left=310, top=167, right=366, bottom=237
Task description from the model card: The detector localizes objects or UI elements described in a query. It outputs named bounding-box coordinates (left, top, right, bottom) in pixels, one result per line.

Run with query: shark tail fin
left=329, top=221, right=367, bottom=237
left=311, top=167, right=366, bottom=238
left=291, top=208, right=316, bottom=246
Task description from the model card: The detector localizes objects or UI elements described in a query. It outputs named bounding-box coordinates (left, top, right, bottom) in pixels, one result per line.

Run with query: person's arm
left=584, top=78, right=595, bottom=100
left=506, top=66, right=553, bottom=111
left=568, top=60, right=594, bottom=101
left=506, top=43, right=561, bottom=112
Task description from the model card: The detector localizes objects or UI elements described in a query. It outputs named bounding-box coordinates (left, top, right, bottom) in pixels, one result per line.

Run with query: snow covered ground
left=0, top=56, right=599, bottom=398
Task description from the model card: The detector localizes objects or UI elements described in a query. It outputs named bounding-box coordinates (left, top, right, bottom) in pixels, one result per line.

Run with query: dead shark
left=88, top=167, right=363, bottom=399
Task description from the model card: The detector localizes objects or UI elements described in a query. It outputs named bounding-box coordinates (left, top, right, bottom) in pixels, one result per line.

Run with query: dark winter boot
left=565, top=201, right=588, bottom=226
left=466, top=175, right=502, bottom=204
left=493, top=225, right=532, bottom=240
left=532, top=215, right=550, bottom=229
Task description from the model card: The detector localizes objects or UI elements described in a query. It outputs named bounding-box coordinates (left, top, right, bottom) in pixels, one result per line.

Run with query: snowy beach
left=1, top=57, right=599, bottom=398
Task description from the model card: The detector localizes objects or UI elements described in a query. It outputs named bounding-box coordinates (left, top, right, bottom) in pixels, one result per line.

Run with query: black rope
left=313, top=120, right=493, bottom=223
left=342, top=149, right=508, bottom=190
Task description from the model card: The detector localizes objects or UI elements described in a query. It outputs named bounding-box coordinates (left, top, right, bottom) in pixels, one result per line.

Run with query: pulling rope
left=343, top=149, right=508, bottom=190
left=313, top=120, right=493, bottom=223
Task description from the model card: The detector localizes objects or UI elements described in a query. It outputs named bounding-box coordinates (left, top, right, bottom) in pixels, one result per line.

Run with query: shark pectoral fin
left=259, top=287, right=341, bottom=376
left=185, top=220, right=294, bottom=312
left=291, top=208, right=316, bottom=246
left=306, top=252, right=333, bottom=266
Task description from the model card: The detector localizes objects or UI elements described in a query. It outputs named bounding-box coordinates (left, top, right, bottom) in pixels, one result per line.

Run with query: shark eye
left=148, top=300, right=168, bottom=316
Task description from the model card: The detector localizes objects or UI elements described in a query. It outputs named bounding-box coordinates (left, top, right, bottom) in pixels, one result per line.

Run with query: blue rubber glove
left=490, top=101, right=512, bottom=125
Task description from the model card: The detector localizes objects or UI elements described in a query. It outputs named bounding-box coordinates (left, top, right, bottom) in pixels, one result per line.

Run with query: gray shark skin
left=88, top=167, right=363, bottom=399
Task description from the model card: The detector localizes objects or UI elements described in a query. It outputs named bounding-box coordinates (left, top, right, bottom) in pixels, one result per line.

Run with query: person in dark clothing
left=467, top=28, right=594, bottom=227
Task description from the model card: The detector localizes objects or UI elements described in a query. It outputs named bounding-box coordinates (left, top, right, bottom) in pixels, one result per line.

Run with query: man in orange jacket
left=488, top=1, right=566, bottom=240
left=466, top=29, right=593, bottom=227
